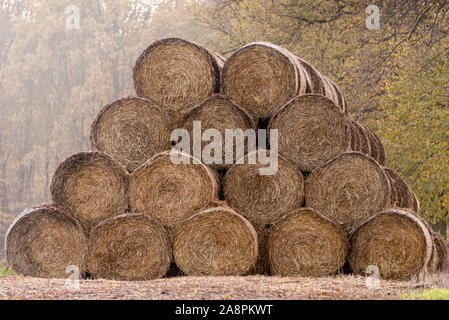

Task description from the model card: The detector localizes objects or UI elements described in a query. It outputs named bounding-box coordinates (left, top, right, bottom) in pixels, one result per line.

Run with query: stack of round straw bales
left=5, top=38, right=448, bottom=281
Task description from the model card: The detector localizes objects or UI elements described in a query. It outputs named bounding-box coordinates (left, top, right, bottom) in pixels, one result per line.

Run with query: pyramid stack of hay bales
left=5, top=38, right=447, bottom=281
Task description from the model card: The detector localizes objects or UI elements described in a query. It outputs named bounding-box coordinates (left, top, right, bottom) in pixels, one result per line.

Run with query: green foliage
left=378, top=49, right=449, bottom=223
left=402, top=288, right=449, bottom=300
left=0, top=267, right=14, bottom=277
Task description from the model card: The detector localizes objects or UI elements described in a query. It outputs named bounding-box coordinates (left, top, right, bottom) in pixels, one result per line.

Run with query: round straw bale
left=347, top=119, right=361, bottom=152
left=363, top=126, right=379, bottom=162
left=268, top=94, right=349, bottom=172
left=173, top=207, right=258, bottom=276
left=383, top=167, right=417, bottom=212
left=221, top=42, right=308, bottom=119
left=349, top=209, right=433, bottom=280
left=223, top=150, right=305, bottom=225
left=50, top=152, right=129, bottom=233
left=90, top=97, right=174, bottom=172
left=409, top=190, right=420, bottom=213
left=296, top=59, right=312, bottom=94
left=409, top=214, right=438, bottom=272
left=431, top=231, right=449, bottom=272
left=305, top=152, right=390, bottom=231
left=352, top=121, right=371, bottom=156
left=269, top=208, right=348, bottom=277
left=385, top=169, right=399, bottom=208
left=327, top=77, right=347, bottom=114
left=321, top=75, right=338, bottom=106
left=320, top=75, right=335, bottom=101
left=129, top=151, right=218, bottom=229
left=296, top=58, right=325, bottom=95
left=427, top=238, right=439, bottom=273
left=133, top=38, right=223, bottom=116
left=247, top=222, right=270, bottom=275
left=87, top=214, right=171, bottom=281
left=176, top=95, right=256, bottom=170
left=365, top=126, right=386, bottom=165
left=5, top=205, right=87, bottom=278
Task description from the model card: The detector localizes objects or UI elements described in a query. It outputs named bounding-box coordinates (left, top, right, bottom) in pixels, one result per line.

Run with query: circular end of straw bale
left=269, top=208, right=348, bottom=277
left=173, top=206, right=258, bottom=276
left=269, top=94, right=349, bottom=172
left=176, top=94, right=256, bottom=170
left=305, top=152, right=390, bottom=231
left=50, top=152, right=129, bottom=233
left=221, top=42, right=299, bottom=119
left=5, top=205, right=87, bottom=278
left=223, top=149, right=305, bottom=225
left=90, top=97, right=174, bottom=172
left=87, top=213, right=172, bottom=281
left=349, top=209, right=432, bottom=280
left=129, top=151, right=218, bottom=229
left=133, top=38, right=222, bottom=116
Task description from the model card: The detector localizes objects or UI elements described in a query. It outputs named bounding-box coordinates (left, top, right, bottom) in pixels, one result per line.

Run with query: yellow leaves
left=378, top=52, right=449, bottom=222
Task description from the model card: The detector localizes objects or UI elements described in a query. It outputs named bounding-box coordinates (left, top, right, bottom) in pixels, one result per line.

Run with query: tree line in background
left=0, top=0, right=448, bottom=264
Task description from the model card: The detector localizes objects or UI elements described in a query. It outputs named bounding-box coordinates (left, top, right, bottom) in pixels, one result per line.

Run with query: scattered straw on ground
left=0, top=275, right=428, bottom=300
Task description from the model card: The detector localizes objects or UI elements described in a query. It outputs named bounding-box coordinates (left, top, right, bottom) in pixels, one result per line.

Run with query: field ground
left=1, top=274, right=448, bottom=300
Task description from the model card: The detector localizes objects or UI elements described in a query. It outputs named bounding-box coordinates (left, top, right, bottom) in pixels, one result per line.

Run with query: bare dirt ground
left=0, top=275, right=428, bottom=300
